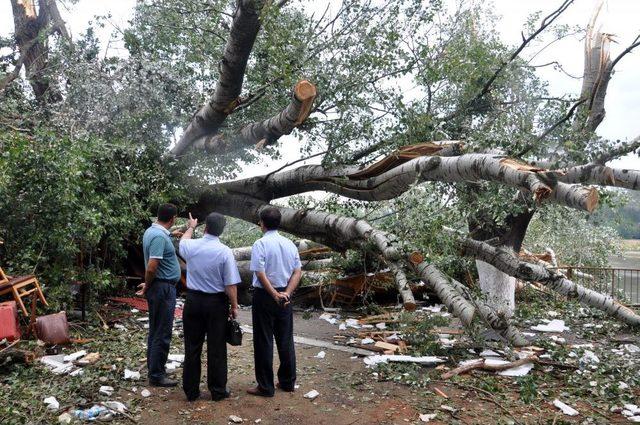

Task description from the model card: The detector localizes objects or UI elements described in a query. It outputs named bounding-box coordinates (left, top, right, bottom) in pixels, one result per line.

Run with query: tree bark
left=191, top=80, right=317, bottom=154
left=170, top=0, right=265, bottom=157
left=458, top=237, right=640, bottom=326
left=219, top=154, right=599, bottom=211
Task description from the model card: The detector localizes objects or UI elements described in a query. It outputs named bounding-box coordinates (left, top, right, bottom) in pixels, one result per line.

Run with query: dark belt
left=187, top=288, right=226, bottom=298
left=254, top=287, right=287, bottom=293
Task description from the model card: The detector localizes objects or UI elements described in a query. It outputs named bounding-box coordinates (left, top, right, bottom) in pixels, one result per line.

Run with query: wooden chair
left=0, top=267, right=48, bottom=315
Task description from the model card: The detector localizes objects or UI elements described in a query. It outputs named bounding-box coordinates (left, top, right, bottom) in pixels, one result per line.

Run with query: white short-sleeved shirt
left=250, top=230, right=302, bottom=288
left=179, top=234, right=241, bottom=293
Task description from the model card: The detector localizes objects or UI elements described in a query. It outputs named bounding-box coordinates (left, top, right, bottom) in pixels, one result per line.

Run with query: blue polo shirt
left=250, top=230, right=302, bottom=288
left=142, top=223, right=181, bottom=282
left=179, top=234, right=241, bottom=293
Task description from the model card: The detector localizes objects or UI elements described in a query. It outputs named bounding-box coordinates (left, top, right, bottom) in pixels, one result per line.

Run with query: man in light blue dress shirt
left=247, top=207, right=302, bottom=397
left=179, top=212, right=241, bottom=401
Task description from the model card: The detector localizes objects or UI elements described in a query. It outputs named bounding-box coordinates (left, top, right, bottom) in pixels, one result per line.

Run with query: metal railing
left=554, top=266, right=640, bottom=306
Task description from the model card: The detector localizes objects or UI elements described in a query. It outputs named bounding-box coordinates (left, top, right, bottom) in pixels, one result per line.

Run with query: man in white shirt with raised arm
left=247, top=207, right=302, bottom=397
left=179, top=212, right=241, bottom=402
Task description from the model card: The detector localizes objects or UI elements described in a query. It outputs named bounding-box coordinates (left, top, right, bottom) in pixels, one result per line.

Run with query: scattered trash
left=166, top=361, right=182, bottom=370
left=63, top=350, right=87, bottom=362
left=319, top=313, right=337, bottom=325
left=338, top=323, right=347, bottom=331
left=419, top=413, right=437, bottom=422
left=314, top=351, right=326, bottom=359
left=168, top=353, right=185, bottom=362
left=531, top=319, right=569, bottom=333
left=553, top=399, right=579, bottom=416
left=229, top=414, right=243, bottom=423
left=304, top=389, right=320, bottom=400
left=44, top=396, right=59, bottom=410
left=579, top=350, right=600, bottom=366
left=364, top=355, right=445, bottom=367
left=624, top=344, right=640, bottom=354
left=40, top=354, right=75, bottom=375
left=76, top=352, right=100, bottom=365
left=124, top=369, right=141, bottom=380
left=74, top=404, right=121, bottom=421
left=254, top=419, right=262, bottom=424
left=99, top=386, right=114, bottom=396
left=361, top=338, right=375, bottom=345
left=58, top=412, right=72, bottom=424
left=141, top=388, right=151, bottom=397
left=375, top=322, right=386, bottom=330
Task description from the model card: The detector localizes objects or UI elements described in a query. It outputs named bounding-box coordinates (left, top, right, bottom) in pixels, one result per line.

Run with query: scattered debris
left=304, top=390, right=320, bottom=400
left=76, top=352, right=100, bottom=365
left=124, top=369, right=141, bottom=380
left=531, top=319, right=569, bottom=333
left=63, top=350, right=86, bottom=362
left=433, top=387, right=448, bottom=398
left=553, top=399, right=579, bottom=416
left=57, top=412, right=72, bottom=424
left=44, top=396, right=59, bottom=410
left=361, top=337, right=374, bottom=345
left=364, top=355, right=445, bottom=367
left=99, top=386, right=114, bottom=396
left=419, top=413, right=437, bottom=422
left=229, top=414, right=243, bottom=423
left=314, top=351, right=326, bottom=359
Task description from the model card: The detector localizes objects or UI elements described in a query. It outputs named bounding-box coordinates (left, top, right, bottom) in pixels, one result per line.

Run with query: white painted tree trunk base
left=476, top=260, right=516, bottom=319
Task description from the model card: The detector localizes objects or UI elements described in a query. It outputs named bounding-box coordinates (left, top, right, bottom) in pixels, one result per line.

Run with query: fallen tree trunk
left=220, top=153, right=599, bottom=211
left=458, top=237, right=640, bottom=326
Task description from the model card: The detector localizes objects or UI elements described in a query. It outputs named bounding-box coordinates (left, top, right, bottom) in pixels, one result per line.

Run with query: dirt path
left=134, top=310, right=437, bottom=424
left=132, top=311, right=586, bottom=425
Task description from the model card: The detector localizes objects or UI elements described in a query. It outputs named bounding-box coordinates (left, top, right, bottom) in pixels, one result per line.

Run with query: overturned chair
left=0, top=267, right=48, bottom=315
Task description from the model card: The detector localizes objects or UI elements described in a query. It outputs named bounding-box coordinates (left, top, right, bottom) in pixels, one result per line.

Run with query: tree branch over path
left=171, top=0, right=266, bottom=157
left=219, top=150, right=599, bottom=212
left=187, top=192, right=526, bottom=344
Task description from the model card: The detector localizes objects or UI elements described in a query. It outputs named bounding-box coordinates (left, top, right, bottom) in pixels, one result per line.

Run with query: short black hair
left=157, top=203, right=177, bottom=222
left=205, top=213, right=226, bottom=236
left=259, top=207, right=281, bottom=230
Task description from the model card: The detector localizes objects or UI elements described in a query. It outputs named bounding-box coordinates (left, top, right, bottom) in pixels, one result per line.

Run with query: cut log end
left=294, top=80, right=317, bottom=126
left=585, top=187, right=599, bottom=212
left=408, top=251, right=424, bottom=266
left=294, top=80, right=317, bottom=101
left=403, top=301, right=417, bottom=311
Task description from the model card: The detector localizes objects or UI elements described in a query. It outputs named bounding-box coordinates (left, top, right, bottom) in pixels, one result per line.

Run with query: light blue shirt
left=179, top=234, right=241, bottom=293
left=142, top=223, right=181, bottom=282
left=250, top=230, right=302, bottom=288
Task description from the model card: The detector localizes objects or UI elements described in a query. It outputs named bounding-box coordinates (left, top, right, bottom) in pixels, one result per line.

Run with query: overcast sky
left=1, top=0, right=638, bottom=171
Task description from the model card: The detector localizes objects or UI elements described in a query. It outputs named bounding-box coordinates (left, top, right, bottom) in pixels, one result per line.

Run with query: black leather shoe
left=149, top=376, right=178, bottom=387
left=211, top=390, right=231, bottom=401
left=186, top=392, right=201, bottom=402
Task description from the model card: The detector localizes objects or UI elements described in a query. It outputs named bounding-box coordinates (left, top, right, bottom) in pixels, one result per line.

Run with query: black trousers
left=252, top=287, right=296, bottom=396
left=182, top=290, right=229, bottom=400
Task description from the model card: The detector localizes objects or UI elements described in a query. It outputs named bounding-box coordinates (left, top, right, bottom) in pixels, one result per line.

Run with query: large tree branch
left=220, top=152, right=599, bottom=212
left=171, top=0, right=265, bottom=157
left=458, top=237, right=640, bottom=326
left=190, top=80, right=317, bottom=154
left=188, top=192, right=526, bottom=343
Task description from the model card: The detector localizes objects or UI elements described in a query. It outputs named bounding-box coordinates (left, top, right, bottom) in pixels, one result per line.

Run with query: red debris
left=0, top=301, right=21, bottom=341
left=109, top=297, right=183, bottom=319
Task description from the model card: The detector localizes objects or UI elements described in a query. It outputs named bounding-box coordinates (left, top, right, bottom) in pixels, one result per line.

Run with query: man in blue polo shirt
left=247, top=207, right=302, bottom=397
left=178, top=212, right=241, bottom=401
left=138, top=203, right=181, bottom=387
